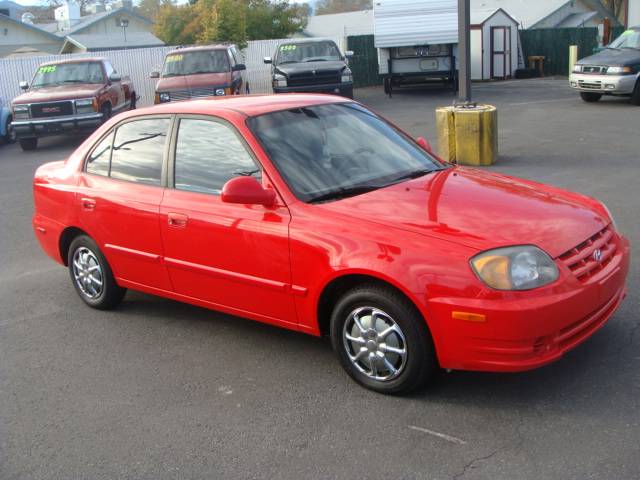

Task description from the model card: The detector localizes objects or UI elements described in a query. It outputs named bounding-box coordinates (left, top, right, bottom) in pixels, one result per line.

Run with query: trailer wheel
left=384, top=77, right=392, bottom=97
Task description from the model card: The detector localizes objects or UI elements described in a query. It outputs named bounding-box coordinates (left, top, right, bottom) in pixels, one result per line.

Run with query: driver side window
left=174, top=118, right=261, bottom=195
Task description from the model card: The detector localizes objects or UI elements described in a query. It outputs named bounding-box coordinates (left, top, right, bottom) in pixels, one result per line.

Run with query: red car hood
left=319, top=167, right=608, bottom=258
left=13, top=84, right=102, bottom=104
left=156, top=72, right=230, bottom=92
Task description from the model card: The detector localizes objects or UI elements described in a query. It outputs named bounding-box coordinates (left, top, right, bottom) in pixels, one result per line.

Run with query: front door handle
left=81, top=197, right=96, bottom=210
left=167, top=212, right=188, bottom=228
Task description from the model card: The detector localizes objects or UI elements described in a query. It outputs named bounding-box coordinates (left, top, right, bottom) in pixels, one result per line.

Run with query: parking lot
left=1, top=78, right=638, bottom=479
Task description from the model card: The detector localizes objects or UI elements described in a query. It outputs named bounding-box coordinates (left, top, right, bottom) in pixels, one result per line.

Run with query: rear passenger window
left=86, top=132, right=113, bottom=177
left=174, top=118, right=260, bottom=195
left=110, top=118, right=169, bottom=186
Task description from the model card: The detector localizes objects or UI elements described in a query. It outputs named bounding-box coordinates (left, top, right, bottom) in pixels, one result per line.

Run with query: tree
left=153, top=2, right=196, bottom=45
left=137, top=0, right=162, bottom=20
left=217, top=0, right=247, bottom=48
left=600, top=0, right=625, bottom=21
left=315, top=0, right=371, bottom=15
left=245, top=0, right=308, bottom=40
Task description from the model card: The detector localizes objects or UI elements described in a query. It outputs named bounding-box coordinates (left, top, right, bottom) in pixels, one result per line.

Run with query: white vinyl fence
left=0, top=36, right=342, bottom=106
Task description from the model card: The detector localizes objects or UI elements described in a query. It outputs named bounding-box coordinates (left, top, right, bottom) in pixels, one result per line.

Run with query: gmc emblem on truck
left=42, top=107, right=61, bottom=114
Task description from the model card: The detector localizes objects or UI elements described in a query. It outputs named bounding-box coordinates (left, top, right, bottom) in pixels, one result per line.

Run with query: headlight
left=158, top=92, right=170, bottom=103
left=75, top=98, right=95, bottom=114
left=273, top=74, right=287, bottom=88
left=601, top=202, right=618, bottom=231
left=215, top=88, right=226, bottom=96
left=572, top=64, right=582, bottom=73
left=470, top=246, right=559, bottom=291
left=607, top=66, right=632, bottom=75
left=13, top=104, right=29, bottom=120
left=341, top=70, right=353, bottom=83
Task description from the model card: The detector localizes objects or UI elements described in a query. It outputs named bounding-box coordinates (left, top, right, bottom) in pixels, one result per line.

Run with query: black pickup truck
left=264, top=39, right=354, bottom=98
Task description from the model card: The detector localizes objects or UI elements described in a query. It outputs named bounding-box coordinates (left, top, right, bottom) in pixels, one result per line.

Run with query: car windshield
left=276, top=41, right=342, bottom=64
left=248, top=103, right=445, bottom=203
left=608, top=29, right=640, bottom=49
left=162, top=50, right=230, bottom=77
left=31, top=62, right=104, bottom=87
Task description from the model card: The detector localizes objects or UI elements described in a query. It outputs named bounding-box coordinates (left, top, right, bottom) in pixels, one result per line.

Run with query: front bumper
left=429, top=234, right=630, bottom=372
left=12, top=112, right=103, bottom=139
left=274, top=82, right=353, bottom=98
left=569, top=72, right=638, bottom=95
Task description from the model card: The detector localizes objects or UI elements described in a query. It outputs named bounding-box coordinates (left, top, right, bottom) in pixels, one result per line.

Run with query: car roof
left=40, top=57, right=105, bottom=66
left=167, top=44, right=232, bottom=55
left=129, top=94, right=352, bottom=118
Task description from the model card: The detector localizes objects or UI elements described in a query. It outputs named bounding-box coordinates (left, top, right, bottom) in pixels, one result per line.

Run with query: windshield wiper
left=277, top=60, right=298, bottom=65
left=62, top=79, right=87, bottom=83
left=307, top=185, right=382, bottom=203
left=388, top=167, right=445, bottom=183
left=305, top=58, right=328, bottom=62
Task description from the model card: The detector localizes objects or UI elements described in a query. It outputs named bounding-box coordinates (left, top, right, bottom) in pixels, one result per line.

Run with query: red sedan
left=32, top=95, right=630, bottom=394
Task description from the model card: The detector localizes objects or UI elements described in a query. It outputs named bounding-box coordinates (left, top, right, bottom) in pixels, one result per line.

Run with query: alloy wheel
left=72, top=247, right=104, bottom=299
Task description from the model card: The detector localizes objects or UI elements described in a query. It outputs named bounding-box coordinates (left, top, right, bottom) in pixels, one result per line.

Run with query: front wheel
left=631, top=80, right=640, bottom=106
left=68, top=235, right=126, bottom=310
left=580, top=92, right=602, bottom=103
left=330, top=285, right=436, bottom=395
left=3, top=116, right=16, bottom=144
left=19, top=137, right=37, bottom=151
left=101, top=103, right=112, bottom=124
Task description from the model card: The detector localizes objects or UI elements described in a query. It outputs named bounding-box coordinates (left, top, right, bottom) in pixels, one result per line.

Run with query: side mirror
left=150, top=71, right=160, bottom=79
left=416, top=137, right=433, bottom=153
left=221, top=176, right=276, bottom=206
left=109, top=73, right=122, bottom=82
left=19, top=81, right=28, bottom=90
left=263, top=57, right=272, bottom=64
left=232, top=63, right=246, bottom=72
left=345, top=50, right=354, bottom=58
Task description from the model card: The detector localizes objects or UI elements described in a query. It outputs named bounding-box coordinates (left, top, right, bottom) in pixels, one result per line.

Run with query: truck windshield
left=276, top=41, right=342, bottom=64
left=608, top=30, right=640, bottom=49
left=248, top=103, right=445, bottom=203
left=31, top=62, right=104, bottom=87
left=162, top=50, right=230, bottom=77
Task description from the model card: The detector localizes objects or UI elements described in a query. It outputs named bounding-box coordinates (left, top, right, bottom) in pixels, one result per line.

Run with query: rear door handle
left=81, top=197, right=96, bottom=210
left=167, top=212, right=188, bottom=228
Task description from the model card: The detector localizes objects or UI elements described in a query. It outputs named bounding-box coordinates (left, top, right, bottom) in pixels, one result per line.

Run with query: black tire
left=580, top=92, right=602, bottom=103
left=330, top=284, right=436, bottom=395
left=67, top=235, right=126, bottom=310
left=245, top=81, right=250, bottom=94
left=130, top=93, right=137, bottom=110
left=631, top=80, right=640, bottom=106
left=19, top=137, right=37, bottom=151
left=3, top=115, right=16, bottom=144
left=383, top=77, right=392, bottom=96
left=101, top=103, right=112, bottom=123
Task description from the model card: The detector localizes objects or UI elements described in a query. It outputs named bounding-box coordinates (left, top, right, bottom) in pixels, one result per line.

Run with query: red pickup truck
left=11, top=57, right=136, bottom=151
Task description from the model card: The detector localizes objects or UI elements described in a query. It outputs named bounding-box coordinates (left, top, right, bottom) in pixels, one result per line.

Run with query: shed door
left=470, top=28, right=483, bottom=80
left=491, top=26, right=511, bottom=79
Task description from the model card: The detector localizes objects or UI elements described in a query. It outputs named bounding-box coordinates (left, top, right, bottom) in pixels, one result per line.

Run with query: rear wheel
left=130, top=93, right=137, bottom=110
left=19, top=137, right=37, bottom=151
left=580, top=92, right=602, bottom=103
left=68, top=235, right=126, bottom=310
left=631, top=80, right=640, bottom=106
left=330, top=284, right=436, bottom=395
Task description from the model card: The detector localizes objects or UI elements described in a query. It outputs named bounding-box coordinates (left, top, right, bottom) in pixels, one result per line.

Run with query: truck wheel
left=3, top=115, right=16, bottom=144
left=631, top=80, right=640, bottom=106
left=19, top=137, right=37, bottom=151
left=130, top=93, right=137, bottom=110
left=245, top=82, right=250, bottom=94
left=580, top=92, right=602, bottom=103
left=383, top=77, right=392, bottom=97
left=101, top=103, right=112, bottom=123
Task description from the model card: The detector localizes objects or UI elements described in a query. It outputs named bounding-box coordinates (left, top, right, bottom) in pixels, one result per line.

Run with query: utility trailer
left=374, top=0, right=458, bottom=96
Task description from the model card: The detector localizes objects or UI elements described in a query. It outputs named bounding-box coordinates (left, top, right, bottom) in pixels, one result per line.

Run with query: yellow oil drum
left=435, top=105, right=498, bottom=166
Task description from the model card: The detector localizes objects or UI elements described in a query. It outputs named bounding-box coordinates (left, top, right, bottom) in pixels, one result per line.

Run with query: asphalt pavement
left=0, top=78, right=638, bottom=480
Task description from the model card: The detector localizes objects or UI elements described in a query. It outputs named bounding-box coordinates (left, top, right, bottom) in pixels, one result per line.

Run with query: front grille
left=288, top=70, right=341, bottom=87
left=578, top=80, right=602, bottom=90
left=168, top=88, right=218, bottom=101
left=559, top=225, right=617, bottom=282
left=582, top=65, right=608, bottom=74
left=30, top=101, right=74, bottom=118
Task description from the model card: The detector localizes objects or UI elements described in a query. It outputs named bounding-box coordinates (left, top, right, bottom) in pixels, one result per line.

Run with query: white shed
left=470, top=8, right=520, bottom=80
